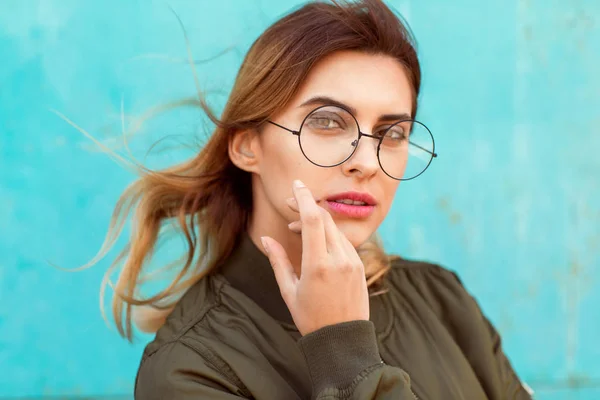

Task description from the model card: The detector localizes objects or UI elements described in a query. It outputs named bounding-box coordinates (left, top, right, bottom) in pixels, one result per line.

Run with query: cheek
left=260, top=135, right=303, bottom=182
left=378, top=180, right=400, bottom=216
left=257, top=135, right=310, bottom=217
left=260, top=134, right=329, bottom=190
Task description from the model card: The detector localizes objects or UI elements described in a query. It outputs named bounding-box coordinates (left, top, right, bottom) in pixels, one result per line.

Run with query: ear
left=228, top=129, right=261, bottom=173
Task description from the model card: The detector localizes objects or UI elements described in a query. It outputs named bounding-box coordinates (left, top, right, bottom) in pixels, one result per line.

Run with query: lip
left=325, top=191, right=378, bottom=205
left=322, top=191, right=377, bottom=219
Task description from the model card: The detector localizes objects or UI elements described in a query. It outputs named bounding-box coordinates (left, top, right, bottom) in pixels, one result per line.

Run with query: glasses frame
left=267, top=104, right=438, bottom=181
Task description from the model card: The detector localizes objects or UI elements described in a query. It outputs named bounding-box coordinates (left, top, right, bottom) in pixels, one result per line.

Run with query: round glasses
left=267, top=105, right=437, bottom=180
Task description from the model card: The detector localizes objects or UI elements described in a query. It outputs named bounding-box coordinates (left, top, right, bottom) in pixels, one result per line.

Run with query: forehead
left=290, top=50, right=414, bottom=119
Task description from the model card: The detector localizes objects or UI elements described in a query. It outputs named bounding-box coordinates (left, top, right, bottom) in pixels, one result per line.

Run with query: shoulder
left=384, top=256, right=500, bottom=344
left=386, top=256, right=466, bottom=293
left=135, top=275, right=255, bottom=397
left=384, top=257, right=482, bottom=321
left=140, top=274, right=227, bottom=358
left=138, top=272, right=290, bottom=371
left=135, top=339, right=253, bottom=399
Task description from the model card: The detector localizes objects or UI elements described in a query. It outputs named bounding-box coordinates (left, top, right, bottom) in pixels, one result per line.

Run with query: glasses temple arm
left=409, top=140, right=437, bottom=157
left=267, top=120, right=299, bottom=135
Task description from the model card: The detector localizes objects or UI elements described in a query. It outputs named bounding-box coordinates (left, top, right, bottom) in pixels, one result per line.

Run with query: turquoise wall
left=1, top=0, right=598, bottom=398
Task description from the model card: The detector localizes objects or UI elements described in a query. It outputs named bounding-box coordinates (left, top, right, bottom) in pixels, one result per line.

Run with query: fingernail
left=260, top=236, right=269, bottom=254
left=288, top=221, right=301, bottom=233
left=293, top=180, right=305, bottom=188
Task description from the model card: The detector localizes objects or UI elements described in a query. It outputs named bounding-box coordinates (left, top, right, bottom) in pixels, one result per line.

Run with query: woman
left=100, top=0, right=532, bottom=398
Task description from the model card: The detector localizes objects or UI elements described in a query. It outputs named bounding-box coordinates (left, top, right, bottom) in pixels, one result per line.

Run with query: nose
left=341, top=134, right=380, bottom=179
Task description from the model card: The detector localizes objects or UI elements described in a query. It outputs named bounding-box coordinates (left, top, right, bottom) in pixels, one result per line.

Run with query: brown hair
left=96, top=0, right=421, bottom=340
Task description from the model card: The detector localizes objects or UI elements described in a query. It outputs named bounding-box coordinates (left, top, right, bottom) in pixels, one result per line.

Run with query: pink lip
left=323, top=191, right=377, bottom=219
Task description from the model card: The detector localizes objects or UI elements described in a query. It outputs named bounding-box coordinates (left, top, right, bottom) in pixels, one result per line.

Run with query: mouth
left=322, top=191, right=377, bottom=219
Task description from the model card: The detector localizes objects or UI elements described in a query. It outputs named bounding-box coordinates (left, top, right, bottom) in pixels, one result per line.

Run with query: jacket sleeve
left=483, top=315, right=534, bottom=399
left=448, top=271, right=534, bottom=400
left=134, top=341, right=250, bottom=399
left=298, top=320, right=417, bottom=399
left=135, top=323, right=414, bottom=400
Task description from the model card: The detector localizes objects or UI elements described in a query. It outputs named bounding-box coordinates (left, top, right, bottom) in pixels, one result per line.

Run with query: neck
left=247, top=177, right=303, bottom=278
left=248, top=223, right=303, bottom=277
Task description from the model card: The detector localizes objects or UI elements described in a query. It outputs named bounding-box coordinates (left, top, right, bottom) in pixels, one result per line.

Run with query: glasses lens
left=378, top=120, right=434, bottom=180
left=299, top=106, right=359, bottom=167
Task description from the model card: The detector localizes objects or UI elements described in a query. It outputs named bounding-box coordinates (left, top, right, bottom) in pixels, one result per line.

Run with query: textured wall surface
left=0, top=0, right=598, bottom=398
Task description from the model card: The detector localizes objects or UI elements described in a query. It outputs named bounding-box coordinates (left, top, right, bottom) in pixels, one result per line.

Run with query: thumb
left=261, top=236, right=298, bottom=302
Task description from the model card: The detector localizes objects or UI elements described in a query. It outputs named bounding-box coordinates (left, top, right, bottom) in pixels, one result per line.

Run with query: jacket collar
left=219, top=233, right=295, bottom=325
left=218, top=233, right=391, bottom=333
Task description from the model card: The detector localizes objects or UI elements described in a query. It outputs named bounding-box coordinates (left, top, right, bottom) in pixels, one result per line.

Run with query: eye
left=312, top=117, right=340, bottom=128
left=305, top=111, right=347, bottom=130
left=388, top=127, right=407, bottom=140
left=376, top=125, right=407, bottom=140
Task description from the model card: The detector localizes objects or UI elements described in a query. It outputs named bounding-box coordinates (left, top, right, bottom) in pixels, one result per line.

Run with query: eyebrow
left=299, top=95, right=412, bottom=122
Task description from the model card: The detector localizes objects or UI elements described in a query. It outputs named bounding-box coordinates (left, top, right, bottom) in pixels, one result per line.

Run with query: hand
left=260, top=180, right=370, bottom=336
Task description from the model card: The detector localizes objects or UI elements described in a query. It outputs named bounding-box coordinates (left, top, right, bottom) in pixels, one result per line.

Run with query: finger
left=260, top=236, right=298, bottom=302
left=288, top=208, right=346, bottom=258
left=286, top=197, right=299, bottom=213
left=292, top=180, right=327, bottom=258
left=317, top=206, right=346, bottom=257
left=288, top=220, right=301, bottom=234
left=340, top=230, right=364, bottom=267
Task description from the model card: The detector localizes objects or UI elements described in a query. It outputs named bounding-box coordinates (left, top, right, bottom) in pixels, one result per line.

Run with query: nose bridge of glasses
left=358, top=130, right=381, bottom=141
left=353, top=130, right=381, bottom=148
left=350, top=130, right=381, bottom=159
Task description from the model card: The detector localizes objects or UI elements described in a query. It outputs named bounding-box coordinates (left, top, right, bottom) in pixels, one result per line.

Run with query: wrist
left=297, top=320, right=382, bottom=393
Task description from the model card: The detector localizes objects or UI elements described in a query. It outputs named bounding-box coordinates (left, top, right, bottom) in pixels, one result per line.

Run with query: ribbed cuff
left=297, top=320, right=382, bottom=394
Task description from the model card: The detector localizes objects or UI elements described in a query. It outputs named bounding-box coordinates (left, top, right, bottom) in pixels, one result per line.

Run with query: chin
left=337, top=223, right=375, bottom=248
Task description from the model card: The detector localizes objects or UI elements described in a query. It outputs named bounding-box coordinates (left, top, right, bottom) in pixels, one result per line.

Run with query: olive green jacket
left=134, top=235, right=532, bottom=399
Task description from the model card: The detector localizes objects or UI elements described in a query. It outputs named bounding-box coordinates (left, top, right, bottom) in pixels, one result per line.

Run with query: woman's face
left=242, top=50, right=414, bottom=249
